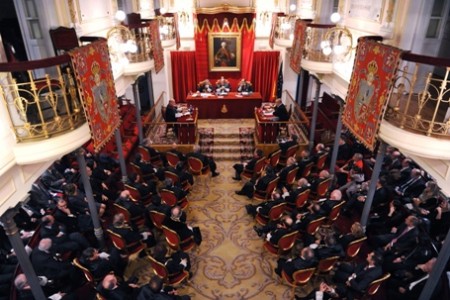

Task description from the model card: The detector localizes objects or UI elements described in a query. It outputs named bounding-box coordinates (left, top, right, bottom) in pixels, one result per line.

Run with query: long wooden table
left=186, top=92, right=263, bottom=119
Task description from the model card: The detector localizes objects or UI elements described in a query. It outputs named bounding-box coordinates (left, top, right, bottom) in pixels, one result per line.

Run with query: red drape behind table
left=170, top=51, right=198, bottom=102
left=251, top=51, right=280, bottom=102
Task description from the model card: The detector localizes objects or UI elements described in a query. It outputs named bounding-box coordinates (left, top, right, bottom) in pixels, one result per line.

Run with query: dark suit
left=233, top=156, right=259, bottom=178
left=278, top=140, right=297, bottom=156
left=163, top=216, right=194, bottom=242
left=334, top=263, right=382, bottom=300
left=165, top=104, right=178, bottom=123
left=30, top=248, right=76, bottom=284
left=276, top=255, right=317, bottom=277
left=277, top=164, right=298, bottom=187
left=273, top=103, right=289, bottom=121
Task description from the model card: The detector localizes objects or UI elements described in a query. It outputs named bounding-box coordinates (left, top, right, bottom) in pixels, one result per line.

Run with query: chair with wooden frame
left=255, top=202, right=287, bottom=226
left=149, top=210, right=166, bottom=230
left=295, top=189, right=311, bottom=209
left=241, top=157, right=266, bottom=182
left=159, top=188, right=188, bottom=210
left=253, top=177, right=280, bottom=202
left=314, top=152, right=329, bottom=172
left=73, top=257, right=95, bottom=283
left=129, top=161, right=156, bottom=182
left=161, top=225, right=196, bottom=252
left=124, top=183, right=152, bottom=207
left=112, top=203, right=146, bottom=230
left=164, top=170, right=191, bottom=192
left=49, top=26, right=79, bottom=56
left=311, top=177, right=333, bottom=200
left=281, top=267, right=316, bottom=300
left=345, top=236, right=367, bottom=261
left=263, top=230, right=298, bottom=257
left=316, top=255, right=340, bottom=276
left=323, top=201, right=346, bottom=227
left=106, top=229, right=145, bottom=256
left=147, top=254, right=190, bottom=286
left=306, top=216, right=326, bottom=236
left=137, top=145, right=163, bottom=167
left=165, top=151, right=181, bottom=168
left=187, top=156, right=210, bottom=185
left=268, top=149, right=281, bottom=169
left=278, top=145, right=299, bottom=167
left=284, top=166, right=299, bottom=188
left=301, top=162, right=314, bottom=178
left=354, top=273, right=391, bottom=299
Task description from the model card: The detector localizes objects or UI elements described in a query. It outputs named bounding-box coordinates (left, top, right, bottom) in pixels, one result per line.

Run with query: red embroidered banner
left=149, top=20, right=164, bottom=73
left=69, top=40, right=121, bottom=152
left=342, top=38, right=402, bottom=151
left=290, top=20, right=307, bottom=74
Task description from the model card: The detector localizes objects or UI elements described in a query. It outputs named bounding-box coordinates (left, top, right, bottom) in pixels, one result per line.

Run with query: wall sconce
left=320, top=13, right=353, bottom=61
left=259, top=11, right=270, bottom=25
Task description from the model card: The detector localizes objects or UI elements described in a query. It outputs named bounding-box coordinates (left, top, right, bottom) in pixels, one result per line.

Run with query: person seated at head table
left=237, top=78, right=253, bottom=94
left=215, top=76, right=231, bottom=95
left=197, top=79, right=213, bottom=93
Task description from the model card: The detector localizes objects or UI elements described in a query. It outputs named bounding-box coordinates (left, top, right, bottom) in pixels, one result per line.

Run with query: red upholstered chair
left=268, top=149, right=281, bottom=169
left=187, top=156, right=210, bottom=185
left=73, top=258, right=95, bottom=283
left=278, top=145, right=299, bottom=167
left=49, top=26, right=79, bottom=55
left=355, top=273, right=391, bottom=299
left=161, top=225, right=196, bottom=252
left=106, top=229, right=145, bottom=256
left=147, top=254, right=190, bottom=286
left=149, top=210, right=166, bottom=230
left=255, top=202, right=287, bottom=226
left=284, top=166, right=299, bottom=188
left=263, top=230, right=298, bottom=257
left=112, top=203, right=145, bottom=229
left=316, top=255, right=340, bottom=275
left=164, top=170, right=190, bottom=192
left=306, top=216, right=326, bottom=235
left=253, top=177, right=279, bottom=202
left=241, top=157, right=266, bottom=181
left=324, top=201, right=346, bottom=226
left=301, top=162, right=314, bottom=178
left=345, top=236, right=367, bottom=260
left=315, top=152, right=329, bottom=171
left=281, top=267, right=316, bottom=299
left=311, top=177, right=332, bottom=200
left=165, top=151, right=181, bottom=168
left=295, top=189, right=311, bottom=209
left=160, top=189, right=188, bottom=210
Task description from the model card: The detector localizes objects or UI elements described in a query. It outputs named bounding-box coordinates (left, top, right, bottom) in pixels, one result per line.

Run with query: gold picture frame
left=208, top=32, right=241, bottom=72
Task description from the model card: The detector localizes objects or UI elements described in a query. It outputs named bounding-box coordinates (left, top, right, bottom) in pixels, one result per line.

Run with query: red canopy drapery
left=170, top=51, right=198, bottom=102
left=251, top=51, right=280, bottom=102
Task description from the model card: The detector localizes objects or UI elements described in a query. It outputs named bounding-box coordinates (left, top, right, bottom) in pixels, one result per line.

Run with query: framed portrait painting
left=208, top=32, right=241, bottom=72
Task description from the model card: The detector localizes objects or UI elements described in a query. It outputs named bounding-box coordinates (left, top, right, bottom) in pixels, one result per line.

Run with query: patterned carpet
left=126, top=162, right=312, bottom=299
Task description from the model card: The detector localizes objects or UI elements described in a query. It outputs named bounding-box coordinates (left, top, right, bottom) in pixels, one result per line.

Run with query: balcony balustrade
left=384, top=53, right=450, bottom=139
left=0, top=55, right=86, bottom=142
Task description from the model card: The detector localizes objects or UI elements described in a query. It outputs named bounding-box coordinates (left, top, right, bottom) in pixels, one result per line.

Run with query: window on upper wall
left=426, top=0, right=446, bottom=38
left=333, top=0, right=339, bottom=13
